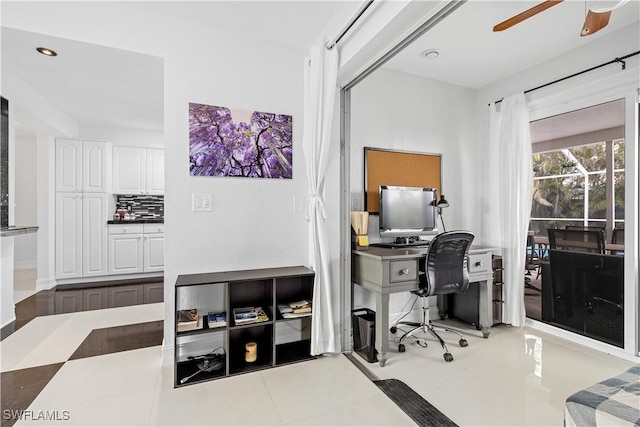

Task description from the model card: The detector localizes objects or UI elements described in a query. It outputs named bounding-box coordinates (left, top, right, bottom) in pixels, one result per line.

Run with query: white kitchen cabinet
left=56, top=138, right=109, bottom=193
left=55, top=193, right=83, bottom=279
left=113, top=147, right=164, bottom=195
left=143, top=233, right=164, bottom=272
left=83, top=140, right=109, bottom=192
left=146, top=149, right=164, bottom=195
left=82, top=193, right=108, bottom=277
left=113, top=147, right=146, bottom=194
left=56, top=193, right=108, bottom=279
left=56, top=139, right=83, bottom=192
left=55, top=138, right=109, bottom=280
left=108, top=225, right=144, bottom=275
left=108, top=223, right=164, bottom=275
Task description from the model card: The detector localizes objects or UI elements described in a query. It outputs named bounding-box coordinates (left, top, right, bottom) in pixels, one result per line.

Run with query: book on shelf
left=289, top=299, right=311, bottom=310
left=292, top=305, right=312, bottom=314
left=207, top=311, right=227, bottom=328
left=177, top=309, right=203, bottom=332
left=277, top=303, right=312, bottom=319
left=233, top=307, right=269, bottom=325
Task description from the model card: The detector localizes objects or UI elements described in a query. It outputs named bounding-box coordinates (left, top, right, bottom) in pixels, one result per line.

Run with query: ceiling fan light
left=590, top=0, right=630, bottom=13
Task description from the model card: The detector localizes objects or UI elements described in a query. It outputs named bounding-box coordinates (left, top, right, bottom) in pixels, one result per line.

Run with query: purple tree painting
left=189, top=103, right=293, bottom=179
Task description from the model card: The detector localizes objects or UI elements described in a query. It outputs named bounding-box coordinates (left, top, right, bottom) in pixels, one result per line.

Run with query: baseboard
left=162, top=342, right=174, bottom=366
left=1, top=314, right=16, bottom=330
left=56, top=273, right=163, bottom=286
left=14, top=261, right=37, bottom=270
left=36, top=277, right=57, bottom=290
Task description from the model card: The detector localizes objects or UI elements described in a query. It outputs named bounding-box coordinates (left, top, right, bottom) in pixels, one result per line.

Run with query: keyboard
left=371, top=241, right=430, bottom=249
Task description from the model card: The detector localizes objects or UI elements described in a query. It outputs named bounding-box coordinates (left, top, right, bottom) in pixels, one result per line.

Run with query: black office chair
left=547, top=228, right=605, bottom=254
left=390, top=231, right=474, bottom=362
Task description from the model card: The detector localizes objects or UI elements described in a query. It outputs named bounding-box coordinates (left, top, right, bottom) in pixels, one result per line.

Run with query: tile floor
left=2, top=270, right=637, bottom=426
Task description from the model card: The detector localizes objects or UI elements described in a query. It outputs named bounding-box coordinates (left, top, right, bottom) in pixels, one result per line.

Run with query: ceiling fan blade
left=580, top=9, right=611, bottom=36
left=493, top=0, right=564, bottom=32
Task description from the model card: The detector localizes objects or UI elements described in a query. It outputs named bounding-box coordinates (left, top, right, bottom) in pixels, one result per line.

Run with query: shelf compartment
left=275, top=276, right=314, bottom=307
left=176, top=357, right=226, bottom=386
left=229, top=279, right=273, bottom=313
left=176, top=282, right=227, bottom=336
left=276, top=339, right=314, bottom=365
left=228, top=324, right=273, bottom=375
left=274, top=316, right=311, bottom=365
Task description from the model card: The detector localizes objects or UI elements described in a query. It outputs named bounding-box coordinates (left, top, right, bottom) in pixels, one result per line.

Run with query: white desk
left=351, top=245, right=496, bottom=366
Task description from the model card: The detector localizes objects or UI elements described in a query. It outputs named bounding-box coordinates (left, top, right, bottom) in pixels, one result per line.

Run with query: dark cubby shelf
left=176, top=358, right=226, bottom=387
left=276, top=340, right=314, bottom=365
left=174, top=266, right=315, bottom=388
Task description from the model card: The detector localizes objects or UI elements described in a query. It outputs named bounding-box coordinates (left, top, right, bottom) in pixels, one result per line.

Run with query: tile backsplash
left=114, top=194, right=164, bottom=220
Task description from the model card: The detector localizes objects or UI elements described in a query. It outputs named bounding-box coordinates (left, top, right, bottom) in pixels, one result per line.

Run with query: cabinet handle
left=400, top=268, right=410, bottom=275
left=475, top=261, right=483, bottom=267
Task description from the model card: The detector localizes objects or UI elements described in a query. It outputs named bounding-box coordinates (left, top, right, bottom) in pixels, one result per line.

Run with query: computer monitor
left=379, top=186, right=438, bottom=239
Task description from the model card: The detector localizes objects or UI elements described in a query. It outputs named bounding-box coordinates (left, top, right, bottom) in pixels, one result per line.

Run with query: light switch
left=192, top=193, right=212, bottom=212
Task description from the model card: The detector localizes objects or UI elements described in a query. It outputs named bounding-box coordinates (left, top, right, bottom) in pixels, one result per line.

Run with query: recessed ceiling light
left=36, top=47, right=58, bottom=57
left=422, top=49, right=439, bottom=60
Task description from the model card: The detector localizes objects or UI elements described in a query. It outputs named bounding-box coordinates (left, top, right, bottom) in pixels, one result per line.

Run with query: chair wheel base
left=444, top=353, right=453, bottom=362
left=459, top=339, right=468, bottom=347
left=398, top=344, right=405, bottom=353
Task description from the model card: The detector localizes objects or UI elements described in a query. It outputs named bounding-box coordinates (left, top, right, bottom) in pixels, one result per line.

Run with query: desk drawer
left=468, top=253, right=492, bottom=276
left=389, top=260, right=418, bottom=283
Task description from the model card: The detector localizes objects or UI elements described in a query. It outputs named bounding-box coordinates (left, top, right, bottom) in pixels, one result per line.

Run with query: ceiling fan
left=493, top=0, right=630, bottom=37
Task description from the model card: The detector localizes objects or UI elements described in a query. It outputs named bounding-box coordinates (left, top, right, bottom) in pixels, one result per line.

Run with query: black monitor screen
left=379, top=186, right=437, bottom=238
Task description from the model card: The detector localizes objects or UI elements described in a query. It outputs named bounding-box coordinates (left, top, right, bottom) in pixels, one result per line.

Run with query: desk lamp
left=437, top=195, right=449, bottom=232
left=350, top=211, right=369, bottom=247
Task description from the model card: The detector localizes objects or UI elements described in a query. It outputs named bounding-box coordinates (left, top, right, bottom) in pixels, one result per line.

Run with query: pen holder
left=350, top=211, right=369, bottom=247
left=245, top=342, right=257, bottom=363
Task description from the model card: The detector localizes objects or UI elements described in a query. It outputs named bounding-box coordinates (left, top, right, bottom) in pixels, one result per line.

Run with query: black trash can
left=352, top=308, right=377, bottom=363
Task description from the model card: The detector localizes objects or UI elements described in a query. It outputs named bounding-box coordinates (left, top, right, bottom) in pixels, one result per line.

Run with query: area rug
left=374, top=378, right=458, bottom=427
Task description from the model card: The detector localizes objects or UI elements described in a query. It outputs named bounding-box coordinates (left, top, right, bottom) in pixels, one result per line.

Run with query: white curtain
left=302, top=41, right=339, bottom=355
left=489, top=93, right=533, bottom=327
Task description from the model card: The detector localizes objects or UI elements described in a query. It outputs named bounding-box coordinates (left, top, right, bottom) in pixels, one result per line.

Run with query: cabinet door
left=108, top=233, right=144, bottom=275
left=83, top=194, right=108, bottom=277
left=56, top=193, right=83, bottom=279
left=143, top=233, right=164, bottom=272
left=146, top=149, right=164, bottom=195
left=113, top=147, right=146, bottom=194
left=56, top=139, right=83, bottom=192
left=83, top=140, right=108, bottom=192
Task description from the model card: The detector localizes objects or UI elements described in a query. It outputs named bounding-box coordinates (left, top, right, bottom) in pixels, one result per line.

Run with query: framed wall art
left=189, top=102, right=292, bottom=179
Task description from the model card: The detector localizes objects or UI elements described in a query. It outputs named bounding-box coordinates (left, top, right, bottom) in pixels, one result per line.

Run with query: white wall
left=2, top=2, right=313, bottom=361
left=349, top=66, right=476, bottom=321
left=13, top=131, right=37, bottom=269
left=79, top=125, right=163, bottom=149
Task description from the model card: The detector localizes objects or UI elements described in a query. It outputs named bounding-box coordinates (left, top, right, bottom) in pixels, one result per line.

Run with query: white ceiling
left=2, top=0, right=639, bottom=133
left=383, top=0, right=640, bottom=88
left=2, top=27, right=164, bottom=132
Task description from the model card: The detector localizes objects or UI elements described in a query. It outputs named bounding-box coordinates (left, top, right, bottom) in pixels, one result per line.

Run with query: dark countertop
left=108, top=219, right=164, bottom=224
left=1, top=225, right=39, bottom=237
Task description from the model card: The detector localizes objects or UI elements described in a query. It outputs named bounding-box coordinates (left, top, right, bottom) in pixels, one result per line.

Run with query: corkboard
left=364, top=148, right=441, bottom=213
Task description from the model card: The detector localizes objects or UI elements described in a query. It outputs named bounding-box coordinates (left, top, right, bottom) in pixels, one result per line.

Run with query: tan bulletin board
left=364, top=147, right=441, bottom=213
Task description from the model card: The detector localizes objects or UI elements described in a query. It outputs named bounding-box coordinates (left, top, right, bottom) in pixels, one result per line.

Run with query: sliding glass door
left=525, top=100, right=626, bottom=348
